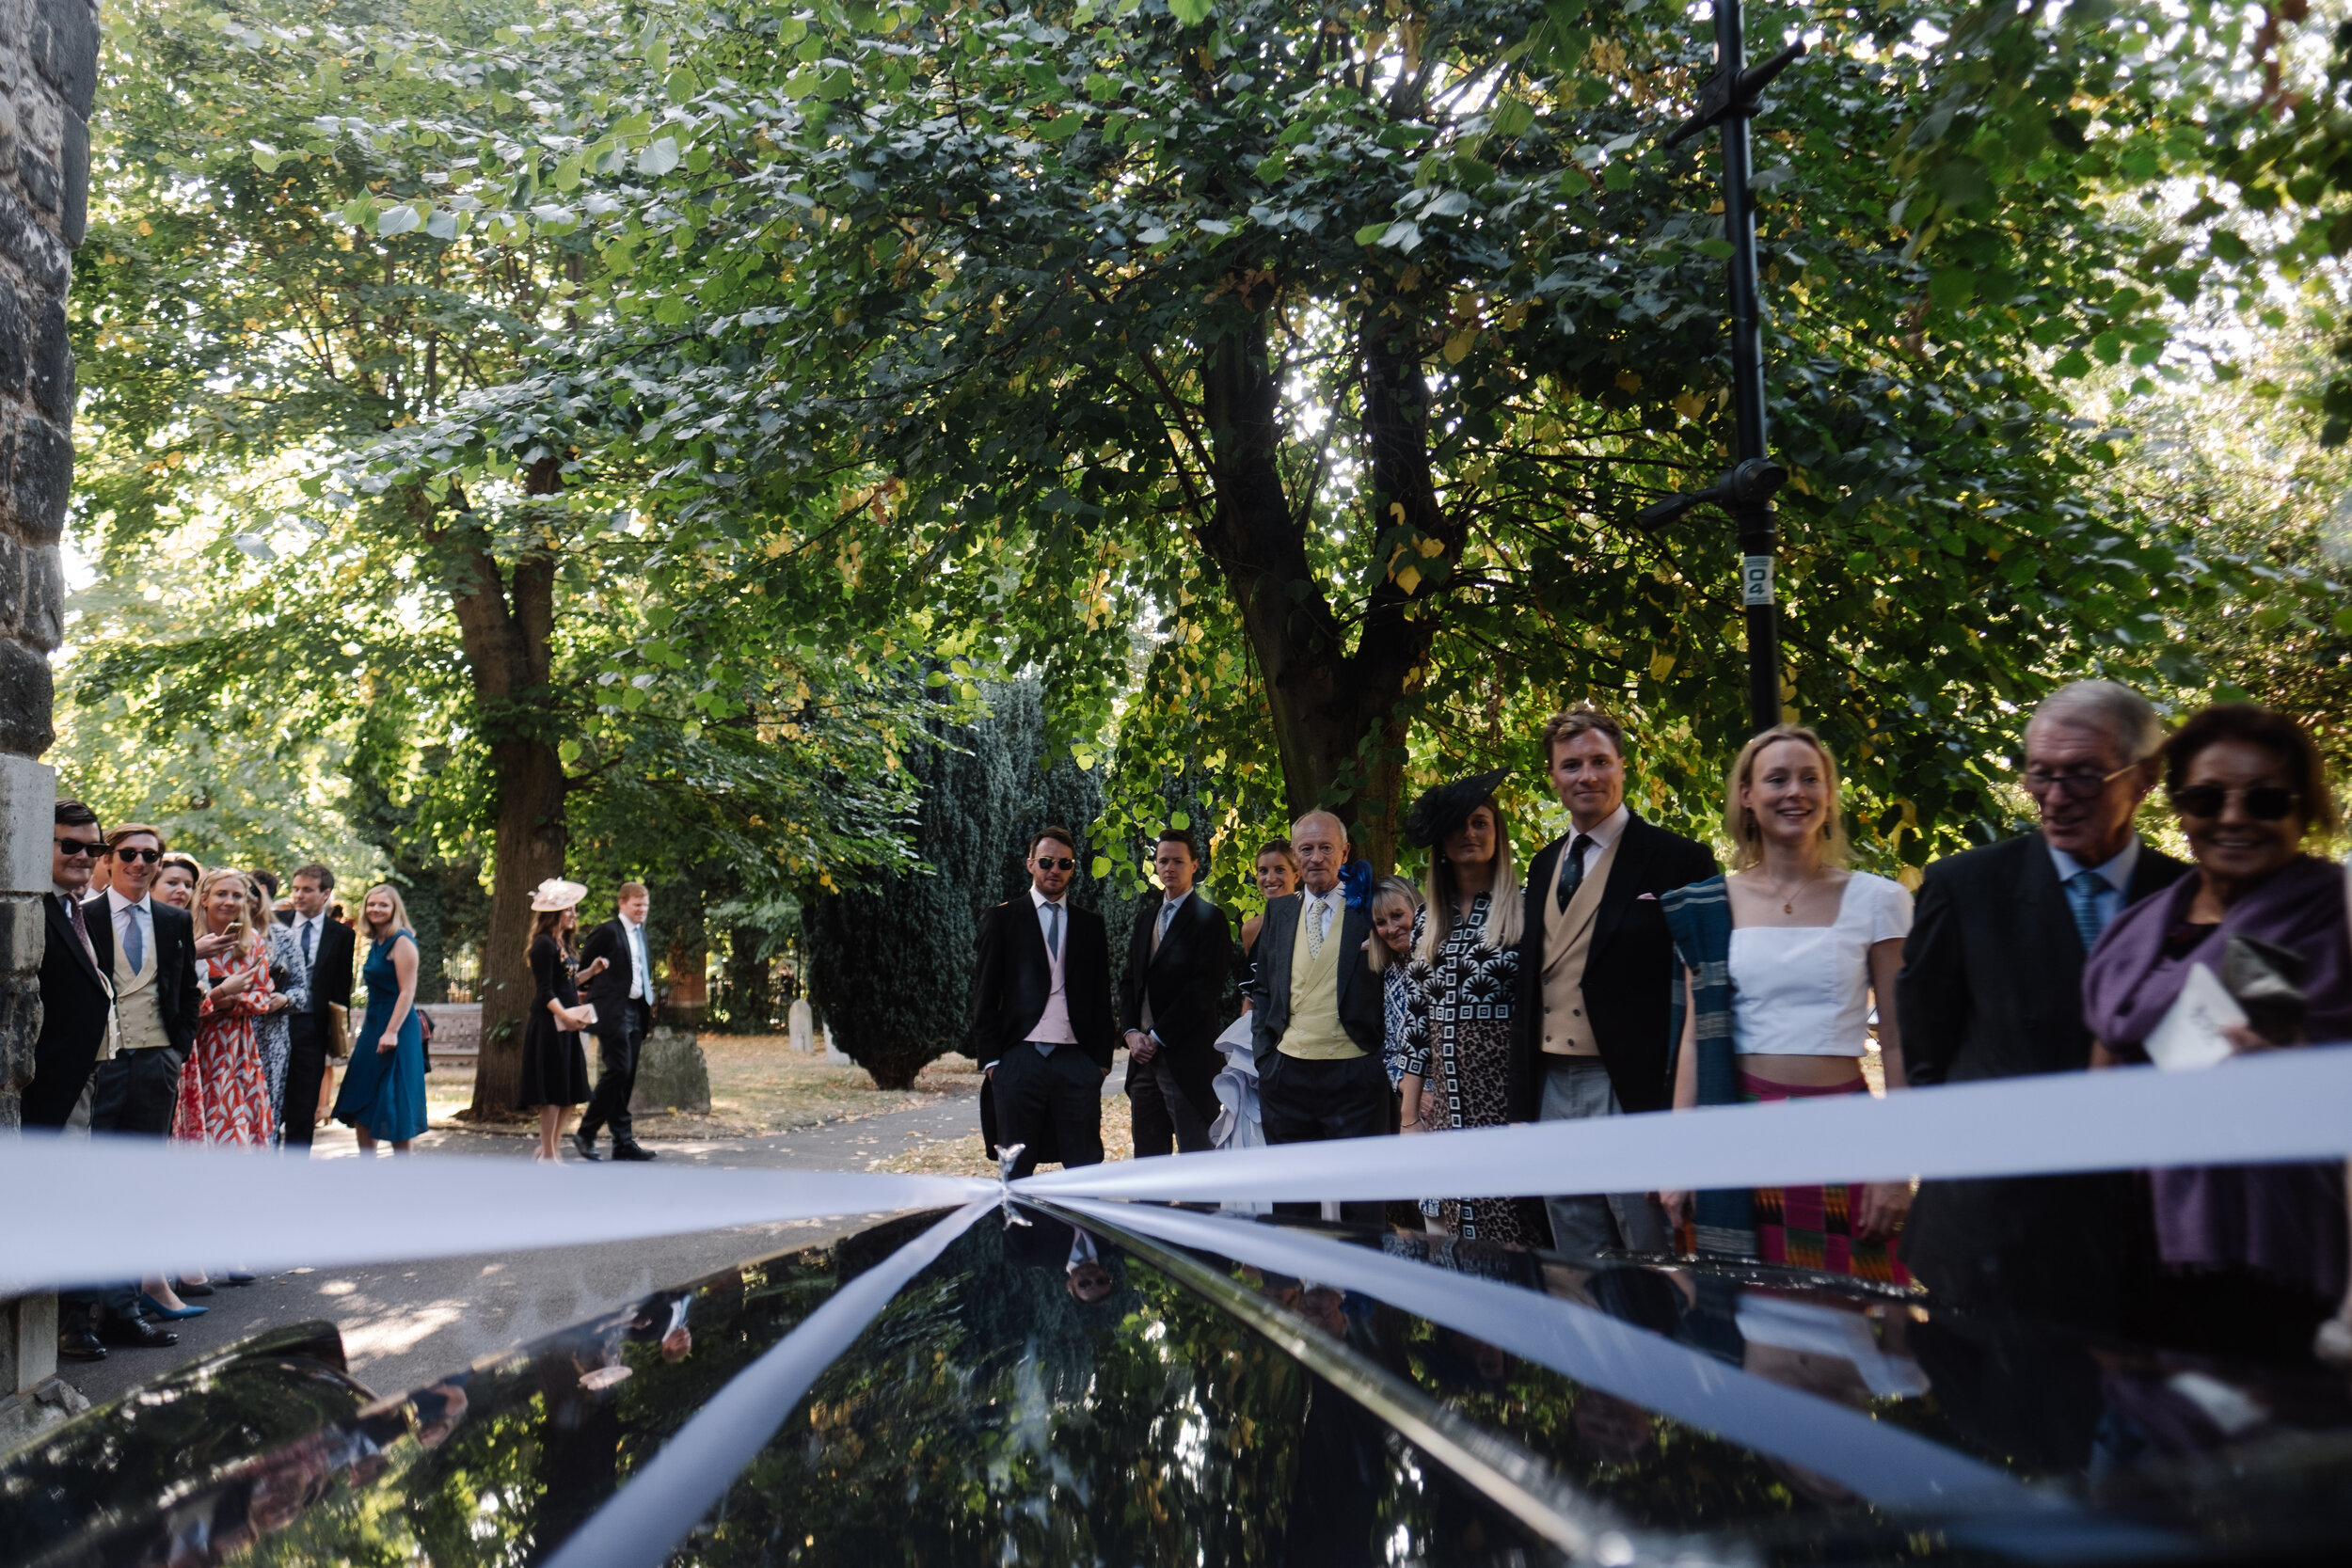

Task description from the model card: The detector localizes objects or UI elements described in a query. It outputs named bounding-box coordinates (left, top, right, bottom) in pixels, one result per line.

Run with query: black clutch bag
left=2220, top=934, right=2310, bottom=1044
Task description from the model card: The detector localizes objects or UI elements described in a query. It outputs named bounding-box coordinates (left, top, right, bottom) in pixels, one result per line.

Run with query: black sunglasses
left=2168, top=784, right=2301, bottom=821
left=111, top=847, right=163, bottom=863
left=55, top=837, right=105, bottom=859
left=1035, top=857, right=1076, bottom=871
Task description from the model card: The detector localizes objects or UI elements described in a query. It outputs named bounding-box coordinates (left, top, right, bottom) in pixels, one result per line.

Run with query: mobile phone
left=226, top=920, right=244, bottom=937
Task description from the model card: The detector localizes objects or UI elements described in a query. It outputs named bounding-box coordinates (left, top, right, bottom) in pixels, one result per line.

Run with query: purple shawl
left=2081, top=854, right=2352, bottom=1300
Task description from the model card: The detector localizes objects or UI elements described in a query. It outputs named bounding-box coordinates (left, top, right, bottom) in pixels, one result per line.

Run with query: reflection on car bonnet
left=1734, top=1294, right=1933, bottom=1401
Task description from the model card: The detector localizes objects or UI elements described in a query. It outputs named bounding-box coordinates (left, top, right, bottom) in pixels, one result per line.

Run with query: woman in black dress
left=518, top=878, right=606, bottom=1163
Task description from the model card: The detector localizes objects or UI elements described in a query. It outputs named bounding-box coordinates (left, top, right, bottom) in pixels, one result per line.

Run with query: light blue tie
left=1156, top=900, right=1176, bottom=945
left=2064, top=869, right=2109, bottom=953
left=1045, top=902, right=1062, bottom=960
left=122, top=904, right=145, bottom=973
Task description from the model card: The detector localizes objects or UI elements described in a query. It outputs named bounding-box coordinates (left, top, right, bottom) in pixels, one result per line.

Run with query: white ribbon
left=1023, top=1047, right=2352, bottom=1204
left=543, top=1200, right=993, bottom=1568
left=0, top=1135, right=991, bottom=1295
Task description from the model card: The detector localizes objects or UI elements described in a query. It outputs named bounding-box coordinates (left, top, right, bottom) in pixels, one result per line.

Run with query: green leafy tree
left=70, top=0, right=941, bottom=1108
left=385, top=0, right=2217, bottom=874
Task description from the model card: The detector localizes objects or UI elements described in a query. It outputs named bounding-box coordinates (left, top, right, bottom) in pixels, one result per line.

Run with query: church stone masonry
left=0, top=0, right=100, bottom=1435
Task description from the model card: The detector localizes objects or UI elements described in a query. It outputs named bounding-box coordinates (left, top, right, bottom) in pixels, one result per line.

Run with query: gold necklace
left=1755, top=868, right=1818, bottom=915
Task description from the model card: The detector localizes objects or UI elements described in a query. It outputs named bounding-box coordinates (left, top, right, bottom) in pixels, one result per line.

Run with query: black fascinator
left=1404, top=768, right=1508, bottom=849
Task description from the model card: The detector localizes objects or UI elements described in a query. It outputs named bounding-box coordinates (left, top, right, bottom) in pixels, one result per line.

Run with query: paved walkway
left=67, top=1057, right=1128, bottom=1408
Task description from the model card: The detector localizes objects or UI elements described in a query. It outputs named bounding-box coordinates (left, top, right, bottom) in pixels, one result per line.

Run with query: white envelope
left=2143, top=961, right=2244, bottom=1071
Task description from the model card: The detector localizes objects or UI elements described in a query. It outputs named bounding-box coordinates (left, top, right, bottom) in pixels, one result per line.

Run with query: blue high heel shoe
left=138, top=1292, right=207, bottom=1321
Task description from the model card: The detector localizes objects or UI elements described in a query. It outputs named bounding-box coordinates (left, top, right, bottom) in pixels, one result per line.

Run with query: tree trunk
left=1192, top=277, right=1447, bottom=874
left=435, top=470, right=567, bottom=1119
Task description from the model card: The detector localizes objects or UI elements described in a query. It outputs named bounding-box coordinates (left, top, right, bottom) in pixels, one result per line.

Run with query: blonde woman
left=1397, top=770, right=1542, bottom=1246
left=1365, top=876, right=1433, bottom=1123
left=330, top=884, right=428, bottom=1153
left=173, top=868, right=277, bottom=1148
left=1658, top=724, right=1914, bottom=1282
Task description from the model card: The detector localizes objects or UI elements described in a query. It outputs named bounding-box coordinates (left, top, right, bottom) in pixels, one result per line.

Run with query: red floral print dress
left=175, top=945, right=277, bottom=1147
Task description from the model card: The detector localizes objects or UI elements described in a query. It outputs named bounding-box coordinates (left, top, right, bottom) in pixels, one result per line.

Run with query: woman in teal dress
left=332, top=883, right=428, bottom=1151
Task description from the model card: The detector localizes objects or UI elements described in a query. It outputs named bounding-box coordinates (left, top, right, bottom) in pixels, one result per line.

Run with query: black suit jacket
left=1512, top=813, right=1718, bottom=1120
left=966, top=896, right=1118, bottom=1069
left=84, top=893, right=200, bottom=1054
left=1894, top=832, right=2189, bottom=1321
left=1241, top=892, right=1382, bottom=1073
left=1897, top=832, right=2188, bottom=1086
left=1120, top=891, right=1232, bottom=1117
left=580, top=918, right=651, bottom=1038
left=24, top=892, right=118, bottom=1128
left=291, top=914, right=356, bottom=1037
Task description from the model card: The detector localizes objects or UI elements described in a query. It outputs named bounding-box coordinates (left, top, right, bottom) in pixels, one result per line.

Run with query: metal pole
left=1711, top=0, right=1782, bottom=736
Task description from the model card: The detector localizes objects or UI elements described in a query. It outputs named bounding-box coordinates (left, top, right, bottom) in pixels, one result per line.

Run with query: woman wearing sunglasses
left=2084, top=703, right=2349, bottom=1364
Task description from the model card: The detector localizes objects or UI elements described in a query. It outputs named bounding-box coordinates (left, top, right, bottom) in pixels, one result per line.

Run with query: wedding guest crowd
left=957, top=680, right=2344, bottom=1365
left=24, top=819, right=366, bottom=1359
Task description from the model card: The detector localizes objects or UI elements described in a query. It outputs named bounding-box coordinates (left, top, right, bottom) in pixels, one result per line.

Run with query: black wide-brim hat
left=1404, top=768, right=1508, bottom=849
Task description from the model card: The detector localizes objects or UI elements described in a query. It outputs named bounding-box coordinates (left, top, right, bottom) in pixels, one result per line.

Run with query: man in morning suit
left=967, top=826, right=1117, bottom=1178
left=1245, top=810, right=1387, bottom=1224
left=1897, top=679, right=2188, bottom=1326
left=280, top=863, right=357, bottom=1149
left=1121, top=828, right=1232, bottom=1156
left=1513, top=709, right=1718, bottom=1256
left=578, top=881, right=659, bottom=1162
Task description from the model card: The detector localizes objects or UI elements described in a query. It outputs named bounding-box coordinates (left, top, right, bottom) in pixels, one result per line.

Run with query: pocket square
left=1636, top=892, right=1657, bottom=901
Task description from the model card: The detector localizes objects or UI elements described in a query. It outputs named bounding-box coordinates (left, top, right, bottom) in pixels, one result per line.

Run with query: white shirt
left=1727, top=872, right=1913, bottom=1057
left=623, top=918, right=651, bottom=1001
left=1025, top=886, right=1075, bottom=1049
left=1566, top=803, right=1630, bottom=856
left=104, top=887, right=153, bottom=976
left=2048, top=836, right=2140, bottom=937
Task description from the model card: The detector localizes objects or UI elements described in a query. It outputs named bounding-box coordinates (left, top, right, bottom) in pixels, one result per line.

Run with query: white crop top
left=1727, top=871, right=1914, bottom=1056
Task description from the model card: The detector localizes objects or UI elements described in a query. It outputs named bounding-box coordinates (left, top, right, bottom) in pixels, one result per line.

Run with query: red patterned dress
left=175, top=946, right=277, bottom=1147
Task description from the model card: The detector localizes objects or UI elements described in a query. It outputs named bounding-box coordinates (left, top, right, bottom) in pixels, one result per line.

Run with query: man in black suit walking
left=1245, top=811, right=1388, bottom=1223
left=1897, top=679, right=2188, bottom=1324
left=1121, top=828, right=1231, bottom=1156
left=578, top=881, right=658, bottom=1162
left=967, top=827, right=1117, bottom=1177
left=280, top=863, right=357, bottom=1149
left=1514, top=709, right=1718, bottom=1256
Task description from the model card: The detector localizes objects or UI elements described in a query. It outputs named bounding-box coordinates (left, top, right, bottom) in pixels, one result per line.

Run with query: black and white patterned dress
left=1401, top=894, right=1545, bottom=1247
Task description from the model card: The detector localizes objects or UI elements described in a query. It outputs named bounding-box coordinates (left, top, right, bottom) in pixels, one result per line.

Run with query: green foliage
left=349, top=0, right=2222, bottom=876
left=807, top=679, right=1132, bottom=1087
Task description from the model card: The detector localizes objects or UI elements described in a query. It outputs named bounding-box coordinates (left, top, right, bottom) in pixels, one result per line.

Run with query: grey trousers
left=1540, top=1056, right=1670, bottom=1258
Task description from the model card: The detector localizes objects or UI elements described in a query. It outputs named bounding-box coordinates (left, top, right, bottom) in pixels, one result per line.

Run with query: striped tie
left=2064, top=869, right=2109, bottom=953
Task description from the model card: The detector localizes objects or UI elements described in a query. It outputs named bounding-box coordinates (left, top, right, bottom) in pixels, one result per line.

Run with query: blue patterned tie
left=2065, top=869, right=2109, bottom=953
left=122, top=904, right=144, bottom=973
left=1045, top=902, right=1062, bottom=960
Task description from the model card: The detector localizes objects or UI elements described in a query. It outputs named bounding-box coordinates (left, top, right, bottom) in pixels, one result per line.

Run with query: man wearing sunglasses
left=88, top=826, right=205, bottom=1146
left=967, top=827, right=1116, bottom=1178
left=1896, top=679, right=2189, bottom=1324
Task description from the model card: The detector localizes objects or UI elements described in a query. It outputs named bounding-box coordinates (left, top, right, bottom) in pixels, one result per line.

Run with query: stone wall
left=0, top=0, right=99, bottom=1442
left=1, top=0, right=94, bottom=1124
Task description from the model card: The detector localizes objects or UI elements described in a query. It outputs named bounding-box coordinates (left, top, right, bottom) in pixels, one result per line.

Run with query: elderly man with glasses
left=1894, top=679, right=2189, bottom=1325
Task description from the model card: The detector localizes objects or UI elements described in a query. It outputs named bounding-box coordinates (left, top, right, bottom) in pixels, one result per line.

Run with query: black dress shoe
left=58, top=1326, right=108, bottom=1362
left=611, top=1141, right=657, bottom=1163
left=99, top=1315, right=179, bottom=1350
left=571, top=1130, right=603, bottom=1163
left=224, top=1273, right=257, bottom=1286
left=175, top=1280, right=215, bottom=1297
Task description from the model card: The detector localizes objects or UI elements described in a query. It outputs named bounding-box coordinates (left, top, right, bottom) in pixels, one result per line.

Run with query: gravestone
left=628, top=1026, right=711, bottom=1117
left=788, top=996, right=814, bottom=1054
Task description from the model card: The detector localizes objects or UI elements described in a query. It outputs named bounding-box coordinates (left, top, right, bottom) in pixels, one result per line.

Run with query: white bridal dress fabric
left=1208, top=1012, right=1270, bottom=1214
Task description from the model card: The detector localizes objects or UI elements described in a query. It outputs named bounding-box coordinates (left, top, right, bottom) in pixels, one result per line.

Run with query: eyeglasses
left=2021, top=763, right=2137, bottom=800
left=2168, top=784, right=2301, bottom=822
left=55, top=837, right=105, bottom=859
left=1034, top=857, right=1076, bottom=872
left=111, top=847, right=163, bottom=864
